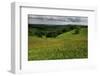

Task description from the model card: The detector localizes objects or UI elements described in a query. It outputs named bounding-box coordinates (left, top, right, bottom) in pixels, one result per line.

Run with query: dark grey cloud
left=28, top=15, right=88, bottom=25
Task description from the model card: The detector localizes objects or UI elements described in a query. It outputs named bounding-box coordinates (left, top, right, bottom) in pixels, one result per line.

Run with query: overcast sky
left=28, top=15, right=88, bottom=25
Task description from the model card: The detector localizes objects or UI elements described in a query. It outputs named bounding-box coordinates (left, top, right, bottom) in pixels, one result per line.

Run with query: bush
left=73, top=26, right=80, bottom=34
left=46, top=31, right=58, bottom=38
left=35, top=32, right=43, bottom=37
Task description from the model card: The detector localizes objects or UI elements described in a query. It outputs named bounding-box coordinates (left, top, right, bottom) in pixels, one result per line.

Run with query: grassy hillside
left=28, top=25, right=88, bottom=61
left=57, top=28, right=87, bottom=39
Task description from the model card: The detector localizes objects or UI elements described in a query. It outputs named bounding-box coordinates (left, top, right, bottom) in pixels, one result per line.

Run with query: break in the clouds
left=28, top=15, right=88, bottom=25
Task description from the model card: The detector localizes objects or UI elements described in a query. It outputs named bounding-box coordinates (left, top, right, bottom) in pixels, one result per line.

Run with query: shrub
left=73, top=26, right=80, bottom=34
left=35, top=32, right=43, bottom=37
left=46, top=31, right=58, bottom=38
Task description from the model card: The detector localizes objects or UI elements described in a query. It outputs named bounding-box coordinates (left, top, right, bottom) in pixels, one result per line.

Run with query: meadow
left=28, top=24, right=88, bottom=61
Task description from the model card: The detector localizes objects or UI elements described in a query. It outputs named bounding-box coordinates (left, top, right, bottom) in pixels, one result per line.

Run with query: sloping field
left=28, top=28, right=88, bottom=61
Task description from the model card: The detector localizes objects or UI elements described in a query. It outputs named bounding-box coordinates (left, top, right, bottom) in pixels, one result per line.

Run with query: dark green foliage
left=73, top=26, right=80, bottom=34
left=46, top=31, right=58, bottom=38
left=62, top=28, right=67, bottom=33
left=28, top=24, right=87, bottom=38
left=34, top=32, right=43, bottom=37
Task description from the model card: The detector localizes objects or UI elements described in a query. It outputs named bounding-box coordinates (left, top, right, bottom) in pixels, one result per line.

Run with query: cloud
left=28, top=15, right=88, bottom=25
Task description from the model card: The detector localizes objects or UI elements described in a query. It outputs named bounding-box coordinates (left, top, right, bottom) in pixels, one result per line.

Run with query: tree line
left=28, top=24, right=87, bottom=38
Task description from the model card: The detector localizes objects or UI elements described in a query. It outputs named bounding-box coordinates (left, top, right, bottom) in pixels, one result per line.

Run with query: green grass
left=28, top=28, right=88, bottom=61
